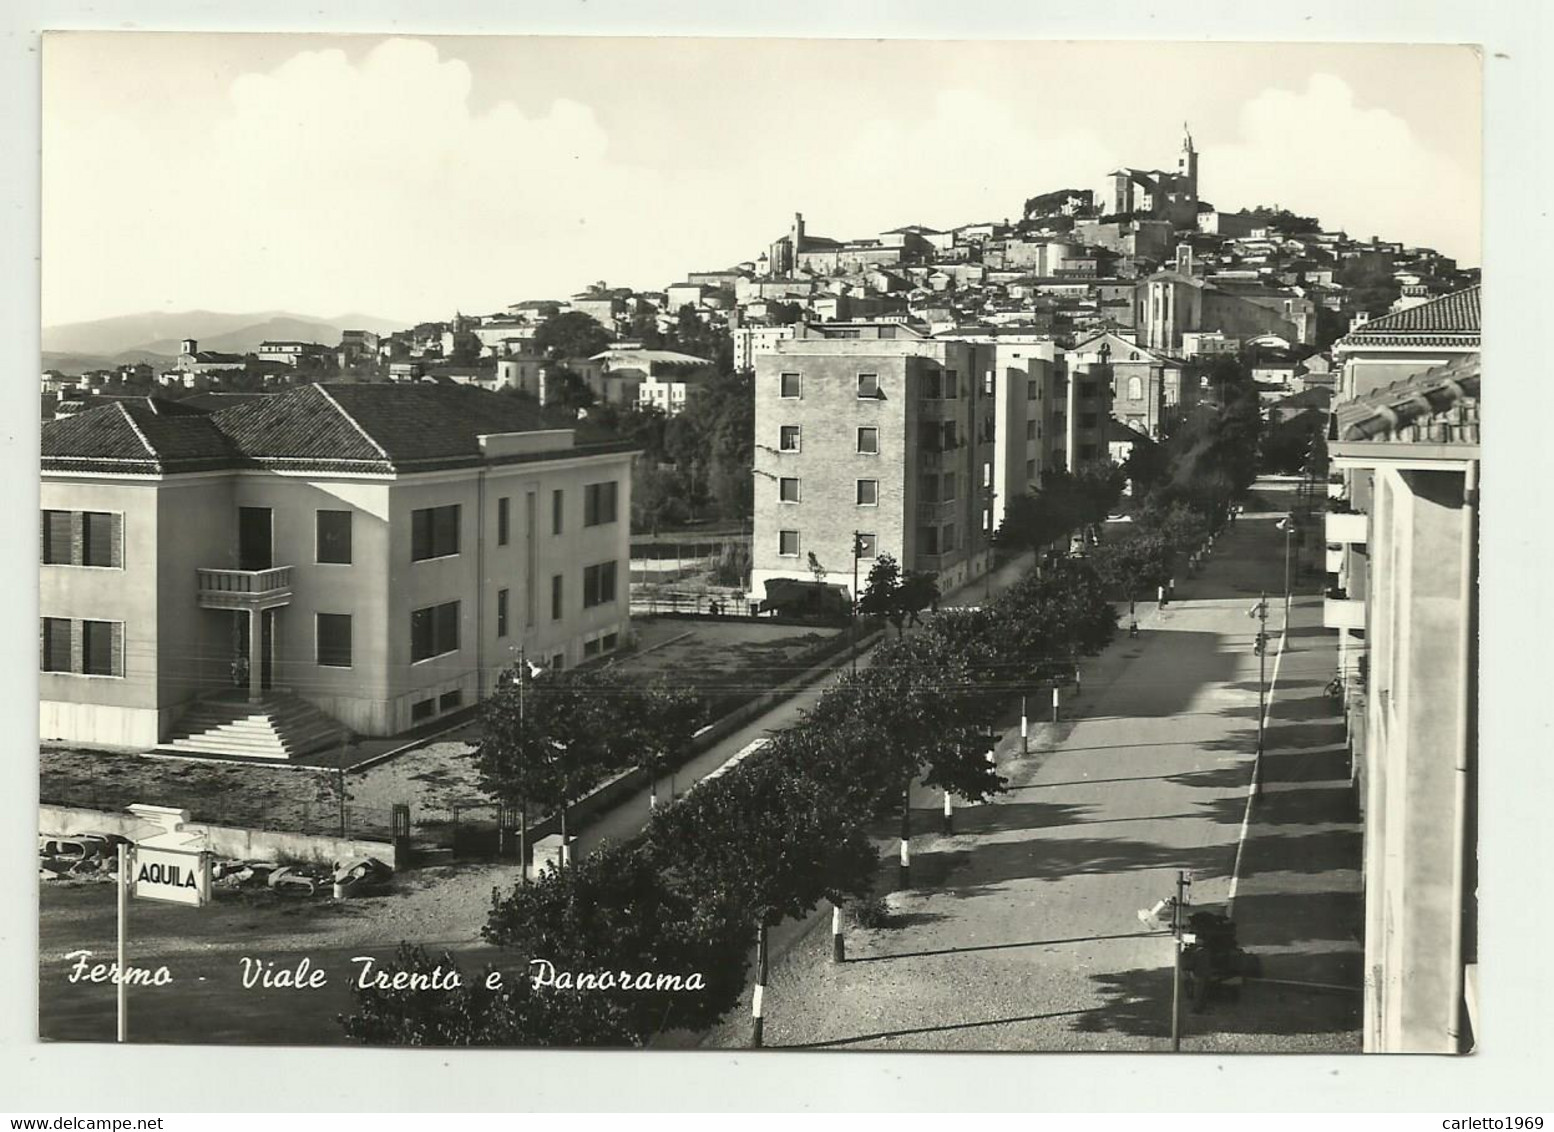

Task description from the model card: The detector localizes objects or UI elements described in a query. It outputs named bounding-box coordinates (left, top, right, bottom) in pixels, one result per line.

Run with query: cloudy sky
left=41, top=34, right=1481, bottom=327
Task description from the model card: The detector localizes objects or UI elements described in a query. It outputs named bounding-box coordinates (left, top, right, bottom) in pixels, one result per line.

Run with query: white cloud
left=42, top=45, right=1479, bottom=327
left=1207, top=74, right=1479, bottom=258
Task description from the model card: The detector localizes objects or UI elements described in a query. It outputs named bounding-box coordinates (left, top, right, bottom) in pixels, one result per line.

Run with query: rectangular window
left=82, top=512, right=115, bottom=567
left=41, top=617, right=71, bottom=672
left=496, top=588, right=510, bottom=638
left=317, top=510, right=352, bottom=564
left=982, top=372, right=994, bottom=395
left=942, top=473, right=956, bottom=501
left=316, top=613, right=352, bottom=668
left=779, top=477, right=801, bottom=503
left=439, top=689, right=463, bottom=713
left=602, top=632, right=619, bottom=652
left=1027, top=379, right=1038, bottom=401
left=942, top=523, right=957, bottom=553
left=942, top=421, right=958, bottom=449
left=922, top=370, right=942, bottom=399
left=411, top=698, right=437, bottom=723
left=583, top=560, right=618, bottom=608
left=1027, top=459, right=1037, bottom=481
left=779, top=425, right=801, bottom=452
left=41, top=510, right=72, bottom=565
left=944, top=370, right=959, bottom=399
left=857, top=373, right=880, bottom=398
left=551, top=574, right=564, bottom=620
left=982, top=463, right=992, bottom=488
left=497, top=497, right=511, bottom=546
left=411, top=505, right=460, bottom=561
left=1026, top=419, right=1037, bottom=440
left=1079, top=444, right=1097, bottom=460
left=919, top=526, right=940, bottom=556
left=779, top=530, right=800, bottom=557
left=1079, top=381, right=1096, bottom=399
left=81, top=620, right=119, bottom=676
left=920, top=473, right=938, bottom=502
left=410, top=600, right=460, bottom=662
left=855, top=533, right=877, bottom=559
left=1080, top=413, right=1098, bottom=429
left=857, top=427, right=879, bottom=454
left=552, top=490, right=564, bottom=535
left=856, top=479, right=879, bottom=506
left=780, top=372, right=802, bottom=398
left=584, top=481, right=618, bottom=527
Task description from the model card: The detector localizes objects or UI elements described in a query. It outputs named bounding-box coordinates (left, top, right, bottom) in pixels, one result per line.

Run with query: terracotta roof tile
left=1344, top=284, right=1480, bottom=338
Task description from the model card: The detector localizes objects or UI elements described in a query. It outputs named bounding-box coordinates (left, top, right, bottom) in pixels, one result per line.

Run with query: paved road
left=37, top=549, right=1040, bottom=1045
left=698, top=480, right=1362, bottom=1051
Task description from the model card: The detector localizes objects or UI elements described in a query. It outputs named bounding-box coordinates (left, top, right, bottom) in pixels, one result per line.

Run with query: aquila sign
left=130, top=847, right=210, bottom=907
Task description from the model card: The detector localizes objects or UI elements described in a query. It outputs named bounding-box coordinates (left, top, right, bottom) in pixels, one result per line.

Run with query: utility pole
left=1171, top=869, right=1191, bottom=1052
left=1280, top=515, right=1295, bottom=627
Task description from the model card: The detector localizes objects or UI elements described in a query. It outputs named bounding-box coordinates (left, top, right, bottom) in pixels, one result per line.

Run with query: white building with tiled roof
left=40, top=386, right=636, bottom=754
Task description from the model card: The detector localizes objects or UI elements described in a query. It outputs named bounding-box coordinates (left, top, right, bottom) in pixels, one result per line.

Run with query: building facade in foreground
left=40, top=384, right=634, bottom=756
left=1327, top=285, right=1481, bottom=1052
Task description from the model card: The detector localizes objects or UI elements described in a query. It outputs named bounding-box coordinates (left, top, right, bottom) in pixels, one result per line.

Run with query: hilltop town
left=38, top=125, right=1482, bottom=1059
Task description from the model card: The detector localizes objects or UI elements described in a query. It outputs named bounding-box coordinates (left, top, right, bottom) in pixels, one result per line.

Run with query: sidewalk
left=699, top=488, right=1361, bottom=1051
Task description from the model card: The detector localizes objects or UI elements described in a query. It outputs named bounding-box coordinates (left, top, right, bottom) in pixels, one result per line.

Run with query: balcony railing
left=1323, top=596, right=1365, bottom=631
left=916, top=500, right=957, bottom=523
left=1325, top=511, right=1368, bottom=546
left=197, top=566, right=294, bottom=609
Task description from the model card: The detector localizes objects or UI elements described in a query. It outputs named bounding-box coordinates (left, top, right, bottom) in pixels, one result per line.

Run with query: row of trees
left=994, top=462, right=1127, bottom=556
left=341, top=557, right=1119, bottom=1047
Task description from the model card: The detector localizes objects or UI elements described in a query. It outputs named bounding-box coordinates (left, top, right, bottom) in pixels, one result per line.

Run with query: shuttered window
left=317, top=613, right=353, bottom=668
left=41, top=510, right=120, bottom=567
left=82, top=513, right=116, bottom=567
left=80, top=620, right=121, bottom=676
left=42, top=511, right=72, bottom=564
left=410, top=505, right=460, bottom=561
left=41, top=618, right=71, bottom=672
left=410, top=601, right=460, bottom=662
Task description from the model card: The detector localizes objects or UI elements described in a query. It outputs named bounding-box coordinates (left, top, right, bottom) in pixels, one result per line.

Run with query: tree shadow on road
left=1073, top=962, right=1362, bottom=1042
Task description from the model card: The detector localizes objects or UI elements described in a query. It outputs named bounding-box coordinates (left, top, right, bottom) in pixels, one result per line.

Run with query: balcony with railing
left=1323, top=588, right=1365, bottom=631
left=916, top=499, right=958, bottom=524
left=1325, top=511, right=1368, bottom=545
left=196, top=565, right=295, bottom=610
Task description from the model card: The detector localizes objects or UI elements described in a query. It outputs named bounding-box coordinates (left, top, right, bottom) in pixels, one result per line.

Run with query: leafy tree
left=483, top=843, right=750, bottom=1038
left=630, top=462, right=691, bottom=535
left=473, top=667, right=623, bottom=862
left=645, top=752, right=880, bottom=1044
left=1087, top=531, right=1172, bottom=620
left=544, top=365, right=597, bottom=412
left=992, top=559, right=1118, bottom=681
left=618, top=681, right=703, bottom=812
left=339, top=943, right=632, bottom=1047
left=858, top=553, right=939, bottom=636
left=534, top=311, right=612, bottom=360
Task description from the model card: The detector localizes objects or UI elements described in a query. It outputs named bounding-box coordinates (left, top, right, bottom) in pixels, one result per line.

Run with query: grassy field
left=619, top=617, right=842, bottom=709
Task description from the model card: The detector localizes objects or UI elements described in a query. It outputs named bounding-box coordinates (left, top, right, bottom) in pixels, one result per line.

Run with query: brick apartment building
left=750, top=323, right=1114, bottom=604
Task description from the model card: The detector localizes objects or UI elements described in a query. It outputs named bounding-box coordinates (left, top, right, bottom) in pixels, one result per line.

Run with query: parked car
left=331, top=857, right=393, bottom=898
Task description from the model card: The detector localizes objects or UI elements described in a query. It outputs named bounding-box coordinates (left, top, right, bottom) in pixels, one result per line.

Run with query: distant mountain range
left=41, top=310, right=408, bottom=373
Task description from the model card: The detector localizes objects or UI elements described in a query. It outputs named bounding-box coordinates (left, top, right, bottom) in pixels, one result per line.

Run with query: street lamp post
left=1278, top=514, right=1295, bottom=627
left=1251, top=593, right=1269, bottom=798
left=852, top=530, right=863, bottom=675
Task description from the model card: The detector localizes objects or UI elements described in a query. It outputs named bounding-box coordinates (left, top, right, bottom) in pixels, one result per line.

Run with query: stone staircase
left=157, top=694, right=345, bottom=761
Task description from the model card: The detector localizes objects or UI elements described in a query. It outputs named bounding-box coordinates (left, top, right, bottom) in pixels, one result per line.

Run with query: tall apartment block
left=751, top=326, right=998, bottom=602
left=40, top=384, right=635, bottom=759
left=750, top=324, right=1115, bottom=603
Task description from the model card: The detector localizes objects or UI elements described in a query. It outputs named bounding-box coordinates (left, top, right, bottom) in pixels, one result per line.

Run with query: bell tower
left=1179, top=123, right=1198, bottom=200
